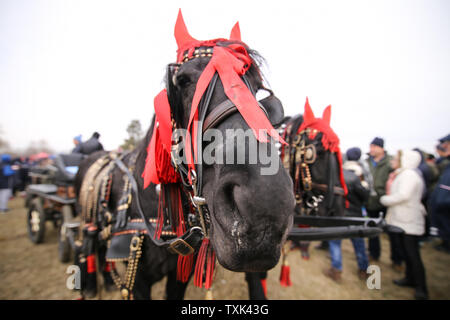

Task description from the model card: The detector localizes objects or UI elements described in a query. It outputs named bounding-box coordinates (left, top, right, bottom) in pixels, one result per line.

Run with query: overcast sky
left=1, top=0, right=449, bottom=156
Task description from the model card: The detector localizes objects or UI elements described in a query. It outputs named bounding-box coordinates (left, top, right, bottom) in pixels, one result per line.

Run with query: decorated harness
left=281, top=98, right=348, bottom=216
left=76, top=10, right=286, bottom=299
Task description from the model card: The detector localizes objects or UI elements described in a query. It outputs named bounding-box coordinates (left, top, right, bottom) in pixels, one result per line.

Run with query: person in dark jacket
left=80, top=132, right=103, bottom=155
left=436, top=133, right=450, bottom=175
left=0, top=154, right=16, bottom=213
left=71, top=135, right=83, bottom=154
left=73, top=132, right=104, bottom=156
left=431, top=134, right=450, bottom=253
left=365, top=137, right=392, bottom=261
left=323, top=147, right=370, bottom=282
left=412, top=148, right=440, bottom=241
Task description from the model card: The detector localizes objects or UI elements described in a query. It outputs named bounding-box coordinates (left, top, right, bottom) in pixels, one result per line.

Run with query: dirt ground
left=1, top=197, right=449, bottom=300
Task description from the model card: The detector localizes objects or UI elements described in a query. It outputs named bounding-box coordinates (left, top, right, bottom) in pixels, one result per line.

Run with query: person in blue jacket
left=0, top=154, right=16, bottom=213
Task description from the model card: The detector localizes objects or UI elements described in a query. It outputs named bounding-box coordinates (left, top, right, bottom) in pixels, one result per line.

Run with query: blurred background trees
left=120, top=119, right=143, bottom=151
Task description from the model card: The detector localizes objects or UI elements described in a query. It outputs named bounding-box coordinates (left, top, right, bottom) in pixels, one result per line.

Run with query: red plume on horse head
left=174, top=9, right=244, bottom=62
left=298, top=97, right=348, bottom=198
left=229, top=22, right=241, bottom=41
left=303, top=97, right=316, bottom=125
left=174, top=9, right=197, bottom=51
left=175, top=9, right=242, bottom=47
left=322, top=105, right=331, bottom=126
left=301, top=97, right=333, bottom=129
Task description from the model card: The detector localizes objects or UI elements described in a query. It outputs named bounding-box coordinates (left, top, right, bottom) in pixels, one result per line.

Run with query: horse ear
left=322, top=105, right=331, bottom=125
left=230, top=22, right=241, bottom=41
left=174, top=9, right=197, bottom=49
left=303, top=97, right=316, bottom=123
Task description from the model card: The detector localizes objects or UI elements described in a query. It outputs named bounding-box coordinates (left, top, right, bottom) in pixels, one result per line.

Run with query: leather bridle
left=281, top=119, right=398, bottom=241
left=113, top=55, right=275, bottom=257
left=168, top=61, right=272, bottom=242
left=283, top=126, right=345, bottom=215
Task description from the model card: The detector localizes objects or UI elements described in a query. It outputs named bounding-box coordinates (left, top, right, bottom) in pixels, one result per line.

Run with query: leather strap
left=113, top=156, right=204, bottom=255
left=311, top=182, right=345, bottom=196
left=203, top=100, right=237, bottom=132
left=288, top=225, right=382, bottom=241
left=203, top=99, right=269, bottom=132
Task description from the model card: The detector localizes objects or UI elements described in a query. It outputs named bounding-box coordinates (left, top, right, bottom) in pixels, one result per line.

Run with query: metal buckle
left=130, top=235, right=141, bottom=251
left=304, top=144, right=316, bottom=164
left=192, top=195, right=206, bottom=206
left=306, top=195, right=324, bottom=209
left=169, top=238, right=195, bottom=256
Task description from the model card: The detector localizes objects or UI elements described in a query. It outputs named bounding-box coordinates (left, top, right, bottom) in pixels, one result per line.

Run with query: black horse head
left=282, top=98, right=346, bottom=217
left=142, top=12, right=295, bottom=273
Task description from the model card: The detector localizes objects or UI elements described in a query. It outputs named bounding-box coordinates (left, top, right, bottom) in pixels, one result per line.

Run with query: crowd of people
left=0, top=131, right=104, bottom=212
left=321, top=134, right=450, bottom=300
left=1, top=131, right=449, bottom=300
left=0, top=154, right=30, bottom=213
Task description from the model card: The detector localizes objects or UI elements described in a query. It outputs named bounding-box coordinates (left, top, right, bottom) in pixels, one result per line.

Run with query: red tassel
left=194, top=238, right=215, bottom=289
left=87, top=254, right=96, bottom=274
left=260, top=279, right=268, bottom=298
left=156, top=184, right=186, bottom=240
left=204, top=242, right=215, bottom=289
left=176, top=191, right=187, bottom=236
left=177, top=254, right=194, bottom=283
left=172, top=185, right=195, bottom=283
left=155, top=189, right=165, bottom=239
left=279, top=249, right=292, bottom=287
left=154, top=183, right=194, bottom=282
left=155, top=135, right=179, bottom=184
left=104, top=261, right=115, bottom=273
left=279, top=264, right=292, bottom=287
left=142, top=90, right=180, bottom=188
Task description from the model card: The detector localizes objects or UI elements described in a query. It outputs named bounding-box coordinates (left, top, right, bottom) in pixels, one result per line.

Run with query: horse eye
left=176, top=74, right=191, bottom=87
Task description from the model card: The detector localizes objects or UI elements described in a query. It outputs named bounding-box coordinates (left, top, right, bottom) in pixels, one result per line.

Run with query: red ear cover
left=230, top=22, right=241, bottom=41
left=174, top=9, right=197, bottom=50
left=303, top=97, right=316, bottom=124
left=322, top=105, right=332, bottom=126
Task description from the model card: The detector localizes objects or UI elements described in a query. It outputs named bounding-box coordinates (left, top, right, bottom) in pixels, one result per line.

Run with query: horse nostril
left=216, top=178, right=247, bottom=219
left=223, top=183, right=239, bottom=209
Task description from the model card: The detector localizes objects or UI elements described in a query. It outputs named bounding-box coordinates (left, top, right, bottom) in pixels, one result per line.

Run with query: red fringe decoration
left=155, top=188, right=166, bottom=240
left=194, top=238, right=216, bottom=289
left=153, top=131, right=179, bottom=185
left=172, top=186, right=185, bottom=236
left=142, top=90, right=179, bottom=189
left=174, top=185, right=195, bottom=283
left=177, top=254, right=194, bottom=283
left=153, top=182, right=196, bottom=283
left=155, top=184, right=185, bottom=240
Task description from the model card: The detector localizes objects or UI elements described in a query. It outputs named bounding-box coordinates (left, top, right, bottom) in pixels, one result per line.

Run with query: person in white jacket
left=380, top=149, right=428, bottom=300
